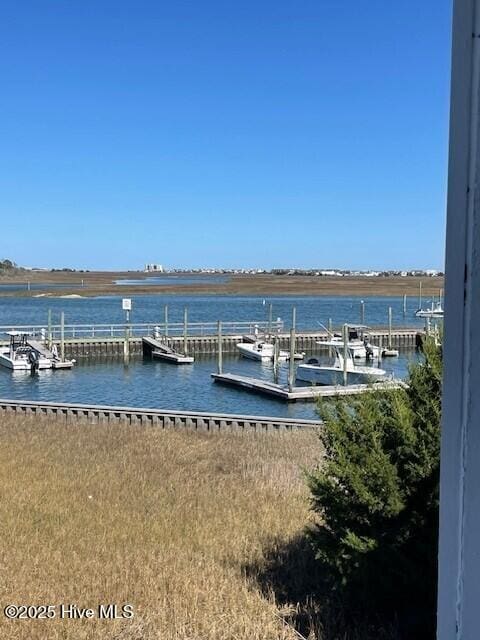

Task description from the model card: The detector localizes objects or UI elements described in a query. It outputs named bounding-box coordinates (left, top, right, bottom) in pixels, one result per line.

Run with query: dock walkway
left=26, top=339, right=56, bottom=359
left=212, top=372, right=407, bottom=402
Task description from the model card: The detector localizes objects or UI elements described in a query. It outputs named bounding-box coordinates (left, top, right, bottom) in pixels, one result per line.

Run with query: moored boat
left=296, top=340, right=387, bottom=386
left=317, top=325, right=379, bottom=360
left=0, top=332, right=52, bottom=371
left=236, top=341, right=289, bottom=362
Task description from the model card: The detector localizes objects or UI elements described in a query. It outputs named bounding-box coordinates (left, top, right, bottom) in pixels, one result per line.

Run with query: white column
left=438, top=1, right=480, bottom=638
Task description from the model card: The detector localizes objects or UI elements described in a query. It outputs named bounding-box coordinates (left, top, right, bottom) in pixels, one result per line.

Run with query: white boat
left=382, top=348, right=399, bottom=357
left=296, top=341, right=387, bottom=386
left=236, top=341, right=289, bottom=362
left=0, top=332, right=53, bottom=371
left=415, top=301, right=444, bottom=318
left=318, top=325, right=379, bottom=360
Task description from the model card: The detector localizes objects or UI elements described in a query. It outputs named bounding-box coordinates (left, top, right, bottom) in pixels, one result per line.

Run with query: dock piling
left=403, top=294, right=407, bottom=315
left=273, top=336, right=280, bottom=384
left=288, top=308, right=296, bottom=392
left=217, top=321, right=223, bottom=374
left=342, top=323, right=348, bottom=386
left=360, top=300, right=365, bottom=325
left=328, top=317, right=333, bottom=357
left=183, top=307, right=188, bottom=355
left=124, top=308, right=130, bottom=364
left=47, top=309, right=52, bottom=348
left=60, top=312, right=65, bottom=362
left=388, top=307, right=393, bottom=349
left=164, top=305, right=169, bottom=341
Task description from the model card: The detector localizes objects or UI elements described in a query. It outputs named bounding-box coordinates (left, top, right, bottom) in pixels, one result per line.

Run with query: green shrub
left=307, top=340, right=442, bottom=637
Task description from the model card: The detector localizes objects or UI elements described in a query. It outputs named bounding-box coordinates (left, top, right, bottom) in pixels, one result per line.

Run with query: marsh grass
left=0, top=418, right=319, bottom=640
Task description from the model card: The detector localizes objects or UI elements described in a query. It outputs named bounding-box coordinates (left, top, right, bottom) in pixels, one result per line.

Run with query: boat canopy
left=5, top=330, right=31, bottom=337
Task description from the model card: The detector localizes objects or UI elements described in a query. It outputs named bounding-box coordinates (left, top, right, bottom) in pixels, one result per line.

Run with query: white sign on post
left=122, top=298, right=132, bottom=311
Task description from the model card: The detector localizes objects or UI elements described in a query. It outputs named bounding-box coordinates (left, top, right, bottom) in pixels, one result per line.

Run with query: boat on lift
left=296, top=340, right=388, bottom=386
left=0, top=332, right=53, bottom=371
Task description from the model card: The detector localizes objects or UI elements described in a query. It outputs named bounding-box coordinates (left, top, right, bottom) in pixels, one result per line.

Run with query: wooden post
left=183, top=307, right=188, bottom=355
left=47, top=309, right=52, bottom=348
left=217, top=321, right=223, bottom=374
left=164, top=304, right=168, bottom=340
left=268, top=303, right=273, bottom=336
left=60, top=311, right=65, bottom=362
left=378, top=334, right=383, bottom=361
left=273, top=335, right=280, bottom=384
left=342, top=323, right=348, bottom=386
left=388, top=306, right=393, bottom=349
left=27, top=281, right=30, bottom=292
left=288, top=307, right=296, bottom=391
left=124, top=308, right=130, bottom=363
left=360, top=300, right=365, bottom=324
left=403, top=294, right=407, bottom=315
left=328, top=317, right=333, bottom=357
left=419, top=281, right=423, bottom=309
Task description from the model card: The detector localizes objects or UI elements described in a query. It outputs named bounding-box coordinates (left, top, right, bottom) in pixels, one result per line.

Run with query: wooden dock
left=0, top=327, right=424, bottom=360
left=211, top=372, right=406, bottom=402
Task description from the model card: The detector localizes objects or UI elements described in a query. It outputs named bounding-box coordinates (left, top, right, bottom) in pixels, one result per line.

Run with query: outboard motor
left=28, top=349, right=39, bottom=375
left=364, top=338, right=374, bottom=360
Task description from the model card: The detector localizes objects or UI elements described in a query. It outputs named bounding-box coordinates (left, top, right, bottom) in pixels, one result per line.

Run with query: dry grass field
left=0, top=418, right=324, bottom=640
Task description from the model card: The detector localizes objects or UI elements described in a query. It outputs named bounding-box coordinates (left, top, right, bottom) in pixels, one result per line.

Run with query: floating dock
left=211, top=372, right=406, bottom=402
left=142, top=336, right=194, bottom=364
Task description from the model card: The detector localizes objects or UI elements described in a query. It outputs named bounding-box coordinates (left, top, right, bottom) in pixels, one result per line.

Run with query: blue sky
left=0, top=1, right=452, bottom=271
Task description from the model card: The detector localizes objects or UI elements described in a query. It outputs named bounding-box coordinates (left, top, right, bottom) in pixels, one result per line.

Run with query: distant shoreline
left=0, top=271, right=444, bottom=298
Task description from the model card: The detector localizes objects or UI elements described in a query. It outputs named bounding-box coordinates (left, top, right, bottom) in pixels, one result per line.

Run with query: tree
left=307, top=339, right=442, bottom=637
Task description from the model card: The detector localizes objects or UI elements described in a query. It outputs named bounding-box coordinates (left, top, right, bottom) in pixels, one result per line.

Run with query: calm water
left=0, top=293, right=431, bottom=329
left=0, top=294, right=428, bottom=418
left=0, top=351, right=418, bottom=421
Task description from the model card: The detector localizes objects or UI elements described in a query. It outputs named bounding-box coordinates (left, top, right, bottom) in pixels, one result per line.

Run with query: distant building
left=145, top=264, right=164, bottom=273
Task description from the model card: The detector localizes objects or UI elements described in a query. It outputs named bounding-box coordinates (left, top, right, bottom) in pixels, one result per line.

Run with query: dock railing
left=0, top=320, right=284, bottom=341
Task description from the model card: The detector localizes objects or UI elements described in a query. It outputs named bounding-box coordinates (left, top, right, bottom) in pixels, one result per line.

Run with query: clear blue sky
left=0, top=1, right=451, bottom=271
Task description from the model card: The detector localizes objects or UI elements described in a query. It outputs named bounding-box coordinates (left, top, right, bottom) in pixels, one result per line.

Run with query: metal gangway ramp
left=26, top=339, right=56, bottom=360
left=142, top=336, right=194, bottom=364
